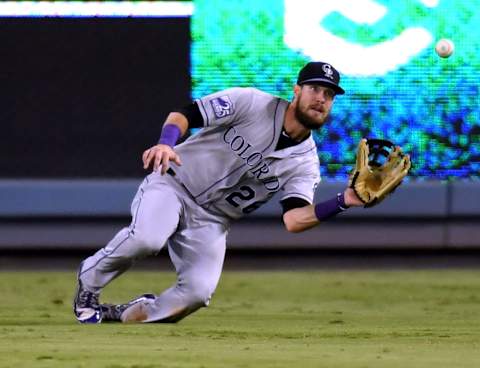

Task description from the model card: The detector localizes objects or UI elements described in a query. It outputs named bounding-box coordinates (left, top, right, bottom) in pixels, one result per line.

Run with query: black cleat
left=73, top=279, right=102, bottom=324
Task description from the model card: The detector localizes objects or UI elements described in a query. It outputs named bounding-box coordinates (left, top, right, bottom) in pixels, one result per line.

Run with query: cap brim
left=299, top=78, right=345, bottom=95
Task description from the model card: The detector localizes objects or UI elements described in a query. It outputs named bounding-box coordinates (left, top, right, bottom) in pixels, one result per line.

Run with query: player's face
left=294, top=84, right=335, bottom=130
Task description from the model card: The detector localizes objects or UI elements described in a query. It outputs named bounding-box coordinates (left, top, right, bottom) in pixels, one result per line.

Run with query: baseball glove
left=349, top=138, right=411, bottom=208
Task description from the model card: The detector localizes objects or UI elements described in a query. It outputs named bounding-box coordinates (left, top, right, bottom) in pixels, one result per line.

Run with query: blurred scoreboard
left=1, top=1, right=478, bottom=179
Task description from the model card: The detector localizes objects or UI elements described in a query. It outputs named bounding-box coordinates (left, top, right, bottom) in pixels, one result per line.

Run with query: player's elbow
left=282, top=211, right=304, bottom=233
left=283, top=207, right=319, bottom=233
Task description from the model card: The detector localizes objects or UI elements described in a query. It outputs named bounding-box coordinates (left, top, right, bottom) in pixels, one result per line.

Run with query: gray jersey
left=170, top=87, right=321, bottom=219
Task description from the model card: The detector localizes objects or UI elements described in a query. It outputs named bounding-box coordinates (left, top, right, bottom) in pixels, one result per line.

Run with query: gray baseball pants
left=78, top=172, right=230, bottom=322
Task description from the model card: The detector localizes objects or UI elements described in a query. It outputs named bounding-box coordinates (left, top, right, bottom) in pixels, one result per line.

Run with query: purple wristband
left=314, top=193, right=349, bottom=222
left=159, top=124, right=181, bottom=147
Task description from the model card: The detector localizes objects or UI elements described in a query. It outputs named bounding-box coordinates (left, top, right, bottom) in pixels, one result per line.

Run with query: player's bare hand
left=142, top=144, right=182, bottom=175
left=343, top=187, right=364, bottom=207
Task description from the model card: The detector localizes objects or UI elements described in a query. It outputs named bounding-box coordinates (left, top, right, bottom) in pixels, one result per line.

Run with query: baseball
left=435, top=39, right=454, bottom=58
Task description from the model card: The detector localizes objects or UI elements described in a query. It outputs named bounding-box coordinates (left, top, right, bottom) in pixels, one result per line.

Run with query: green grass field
left=1, top=270, right=480, bottom=368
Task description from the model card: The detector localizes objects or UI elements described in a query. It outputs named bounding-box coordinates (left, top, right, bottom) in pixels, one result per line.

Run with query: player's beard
left=294, top=94, right=329, bottom=130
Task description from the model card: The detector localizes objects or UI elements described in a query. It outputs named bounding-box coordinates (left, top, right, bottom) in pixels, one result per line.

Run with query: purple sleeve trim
left=158, top=124, right=181, bottom=147
left=314, top=193, right=349, bottom=222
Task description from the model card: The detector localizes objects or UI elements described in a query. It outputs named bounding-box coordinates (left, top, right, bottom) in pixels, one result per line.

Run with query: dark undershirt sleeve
left=172, top=102, right=204, bottom=129
left=280, top=197, right=310, bottom=214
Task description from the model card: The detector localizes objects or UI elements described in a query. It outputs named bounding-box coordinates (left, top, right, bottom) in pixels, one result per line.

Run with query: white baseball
left=435, top=39, right=454, bottom=58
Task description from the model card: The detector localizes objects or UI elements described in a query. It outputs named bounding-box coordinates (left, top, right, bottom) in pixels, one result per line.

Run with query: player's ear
left=293, top=84, right=301, bottom=101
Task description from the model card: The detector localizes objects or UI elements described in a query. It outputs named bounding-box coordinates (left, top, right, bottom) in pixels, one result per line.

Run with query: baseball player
left=74, top=61, right=365, bottom=324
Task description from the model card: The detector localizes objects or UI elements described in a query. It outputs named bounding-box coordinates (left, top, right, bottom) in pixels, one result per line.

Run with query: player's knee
left=183, top=280, right=216, bottom=307
left=129, top=229, right=166, bottom=255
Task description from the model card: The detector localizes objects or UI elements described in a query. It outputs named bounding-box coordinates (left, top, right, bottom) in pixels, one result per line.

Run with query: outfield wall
left=1, top=180, right=479, bottom=250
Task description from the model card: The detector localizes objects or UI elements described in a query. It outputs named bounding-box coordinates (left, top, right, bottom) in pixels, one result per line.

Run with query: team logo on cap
left=211, top=95, right=234, bottom=119
left=322, top=64, right=334, bottom=80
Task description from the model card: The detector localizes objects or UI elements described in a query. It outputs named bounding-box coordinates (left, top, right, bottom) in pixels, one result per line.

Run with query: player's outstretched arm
left=142, top=112, right=188, bottom=174
left=282, top=188, right=363, bottom=233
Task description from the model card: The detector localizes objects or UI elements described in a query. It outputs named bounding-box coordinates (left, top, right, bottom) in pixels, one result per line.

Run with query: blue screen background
left=192, top=0, right=480, bottom=180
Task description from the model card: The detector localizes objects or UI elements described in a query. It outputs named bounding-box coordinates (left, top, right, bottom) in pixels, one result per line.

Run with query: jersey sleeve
left=280, top=197, right=310, bottom=213
left=195, top=87, right=255, bottom=128
left=281, top=166, right=321, bottom=204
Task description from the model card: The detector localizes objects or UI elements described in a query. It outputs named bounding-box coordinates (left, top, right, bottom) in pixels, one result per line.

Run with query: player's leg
left=120, top=211, right=229, bottom=323
left=74, top=174, right=182, bottom=323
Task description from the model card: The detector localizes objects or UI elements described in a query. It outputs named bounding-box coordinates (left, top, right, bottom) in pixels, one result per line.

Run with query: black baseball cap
left=297, top=61, right=345, bottom=95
